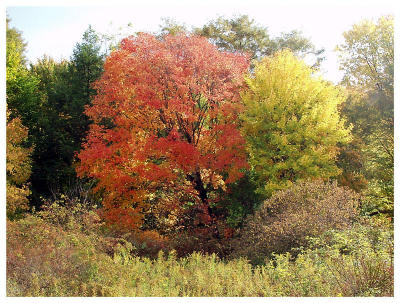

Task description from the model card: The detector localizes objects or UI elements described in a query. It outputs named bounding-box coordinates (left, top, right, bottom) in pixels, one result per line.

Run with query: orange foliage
left=6, top=109, right=32, bottom=217
left=77, top=34, right=250, bottom=231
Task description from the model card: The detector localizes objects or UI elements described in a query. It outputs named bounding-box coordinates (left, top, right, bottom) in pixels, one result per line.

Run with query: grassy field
left=6, top=205, right=393, bottom=297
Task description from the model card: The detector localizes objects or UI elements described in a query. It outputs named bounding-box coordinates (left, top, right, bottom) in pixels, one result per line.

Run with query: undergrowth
left=6, top=203, right=393, bottom=297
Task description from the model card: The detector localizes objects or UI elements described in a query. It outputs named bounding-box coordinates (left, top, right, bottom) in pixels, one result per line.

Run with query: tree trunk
left=191, top=171, right=221, bottom=239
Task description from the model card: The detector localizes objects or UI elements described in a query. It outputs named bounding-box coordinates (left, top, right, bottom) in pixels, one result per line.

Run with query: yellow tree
left=241, top=50, right=351, bottom=198
left=6, top=109, right=32, bottom=218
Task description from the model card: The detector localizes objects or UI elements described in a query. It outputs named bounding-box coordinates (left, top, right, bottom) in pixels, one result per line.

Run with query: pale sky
left=5, top=0, right=396, bottom=84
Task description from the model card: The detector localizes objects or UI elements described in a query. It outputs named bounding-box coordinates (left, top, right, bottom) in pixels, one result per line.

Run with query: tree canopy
left=336, top=15, right=394, bottom=216
left=26, top=27, right=105, bottom=204
left=241, top=50, right=351, bottom=198
left=337, top=15, right=393, bottom=103
left=77, top=33, right=250, bottom=232
left=195, top=15, right=324, bottom=64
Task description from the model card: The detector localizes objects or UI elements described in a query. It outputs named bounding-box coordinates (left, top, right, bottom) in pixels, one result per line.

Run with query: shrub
left=303, top=216, right=393, bottom=296
left=7, top=215, right=108, bottom=296
left=36, top=196, right=103, bottom=233
left=37, top=194, right=169, bottom=260
left=231, top=180, right=360, bottom=264
left=7, top=207, right=392, bottom=296
left=167, top=226, right=230, bottom=258
left=117, top=230, right=168, bottom=259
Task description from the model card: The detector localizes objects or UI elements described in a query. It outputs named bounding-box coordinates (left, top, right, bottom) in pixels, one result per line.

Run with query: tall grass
left=7, top=209, right=393, bottom=297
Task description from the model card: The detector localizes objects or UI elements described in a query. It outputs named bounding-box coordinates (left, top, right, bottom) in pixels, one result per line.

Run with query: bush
left=7, top=215, right=393, bottom=296
left=167, top=226, right=229, bottom=258
left=302, top=216, right=393, bottom=296
left=6, top=215, right=118, bottom=296
left=259, top=219, right=393, bottom=297
left=231, top=180, right=360, bottom=264
left=7, top=183, right=392, bottom=297
left=39, top=197, right=167, bottom=258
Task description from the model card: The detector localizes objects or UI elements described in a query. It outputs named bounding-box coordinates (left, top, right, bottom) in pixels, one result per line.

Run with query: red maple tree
left=77, top=33, right=250, bottom=232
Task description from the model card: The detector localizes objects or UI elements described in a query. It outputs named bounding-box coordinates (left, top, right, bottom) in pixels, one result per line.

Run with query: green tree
left=272, top=30, right=325, bottom=67
left=195, top=15, right=271, bottom=59
left=28, top=26, right=104, bottom=203
left=6, top=18, right=43, bottom=132
left=337, top=15, right=393, bottom=105
left=215, top=171, right=264, bottom=228
left=6, top=17, right=27, bottom=73
left=68, top=26, right=105, bottom=144
left=6, top=18, right=46, bottom=209
left=158, top=18, right=188, bottom=37
left=241, top=50, right=351, bottom=198
left=195, top=14, right=324, bottom=63
left=336, top=15, right=394, bottom=216
left=29, top=57, right=77, bottom=200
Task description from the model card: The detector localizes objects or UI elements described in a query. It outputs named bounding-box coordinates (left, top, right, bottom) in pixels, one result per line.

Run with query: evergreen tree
left=28, top=26, right=104, bottom=205
left=29, top=57, right=76, bottom=201
left=68, top=25, right=105, bottom=146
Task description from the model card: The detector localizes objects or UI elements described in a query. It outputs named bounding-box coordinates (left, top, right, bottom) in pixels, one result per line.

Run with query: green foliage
left=337, top=15, right=393, bottom=102
left=303, top=216, right=393, bottom=296
left=27, top=26, right=104, bottom=204
left=195, top=15, right=271, bottom=59
left=6, top=19, right=44, bottom=135
left=70, top=25, right=104, bottom=111
left=231, top=180, right=359, bottom=264
left=61, top=25, right=104, bottom=173
left=336, top=16, right=394, bottom=216
left=6, top=18, right=27, bottom=78
left=195, top=14, right=324, bottom=64
left=7, top=21, right=104, bottom=207
left=360, top=120, right=393, bottom=216
left=29, top=57, right=77, bottom=200
left=308, top=216, right=393, bottom=258
left=241, top=50, right=351, bottom=198
left=6, top=19, right=48, bottom=212
left=215, top=171, right=264, bottom=228
left=272, top=30, right=323, bottom=56
left=158, top=18, right=188, bottom=37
